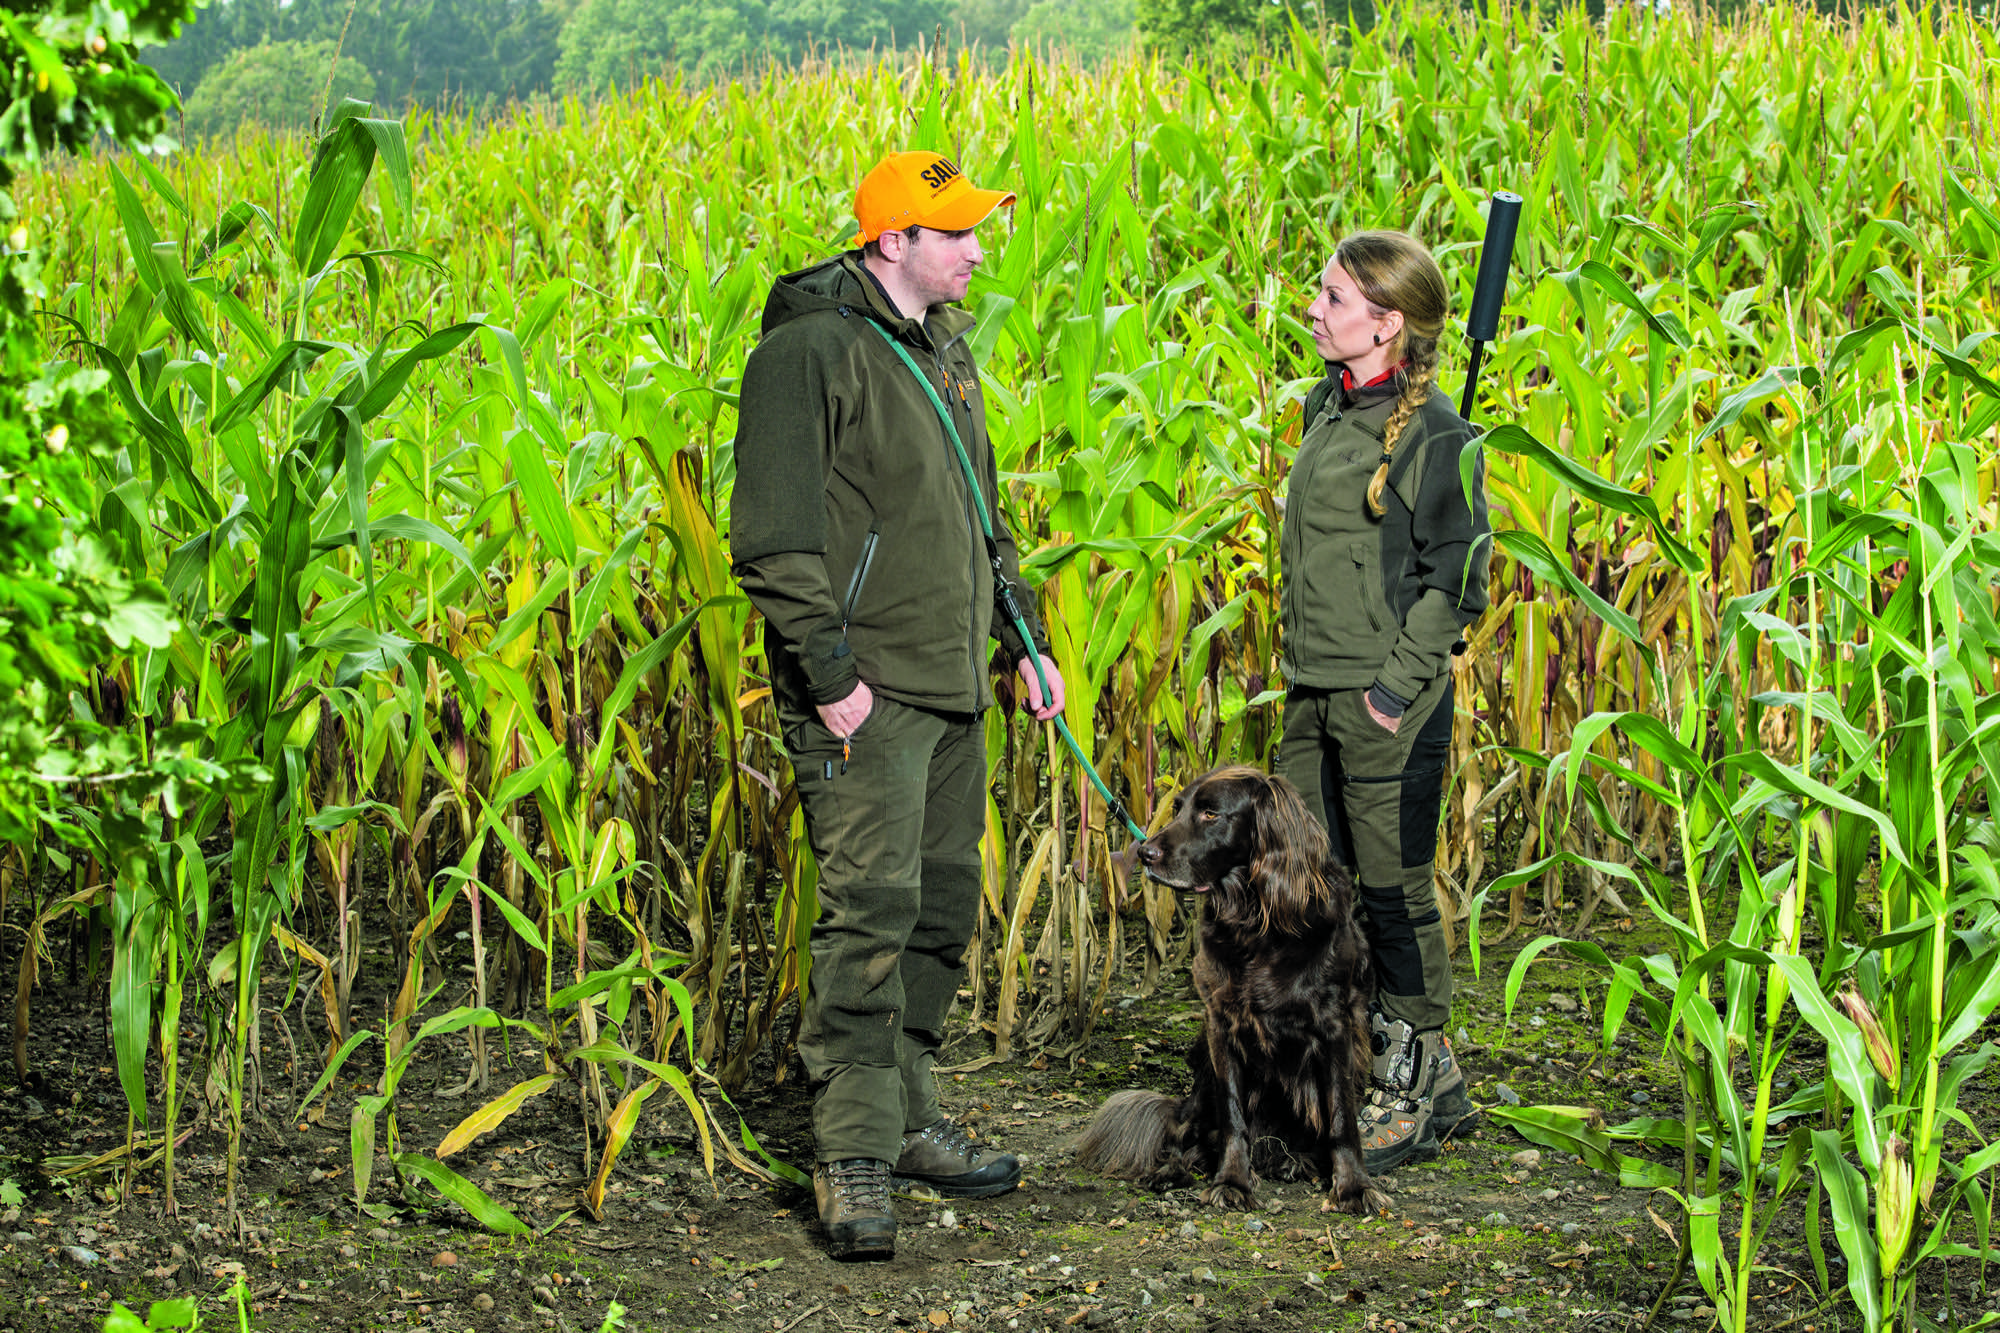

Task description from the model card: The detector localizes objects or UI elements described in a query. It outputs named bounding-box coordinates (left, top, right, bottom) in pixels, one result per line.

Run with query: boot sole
left=826, top=1229, right=897, bottom=1261
left=1363, top=1132, right=1441, bottom=1175
left=892, top=1172, right=1021, bottom=1199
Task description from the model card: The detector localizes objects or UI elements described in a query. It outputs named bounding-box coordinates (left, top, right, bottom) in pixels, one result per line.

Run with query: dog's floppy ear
left=1249, top=774, right=1332, bottom=935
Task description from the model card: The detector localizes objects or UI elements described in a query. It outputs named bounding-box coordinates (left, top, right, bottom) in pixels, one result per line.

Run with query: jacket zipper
left=1284, top=400, right=1341, bottom=671
left=840, top=527, right=881, bottom=641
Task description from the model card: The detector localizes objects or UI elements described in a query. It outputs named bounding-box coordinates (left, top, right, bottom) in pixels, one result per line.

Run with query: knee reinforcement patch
left=1357, top=879, right=1426, bottom=999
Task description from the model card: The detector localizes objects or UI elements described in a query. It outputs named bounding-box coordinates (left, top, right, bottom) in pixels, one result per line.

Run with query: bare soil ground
left=0, top=911, right=1989, bottom=1333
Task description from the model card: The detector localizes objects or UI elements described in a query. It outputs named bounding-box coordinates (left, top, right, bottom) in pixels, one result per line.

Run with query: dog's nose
left=1136, top=839, right=1161, bottom=867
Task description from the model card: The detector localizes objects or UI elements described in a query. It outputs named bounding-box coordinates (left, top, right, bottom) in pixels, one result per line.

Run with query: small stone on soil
left=1510, top=1150, right=1541, bottom=1171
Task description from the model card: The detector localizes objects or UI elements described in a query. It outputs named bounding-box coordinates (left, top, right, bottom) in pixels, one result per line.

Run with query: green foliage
left=765, top=0, right=951, bottom=52
left=0, top=4, right=191, bottom=179
left=182, top=39, right=377, bottom=138
left=23, top=5, right=2000, bottom=1320
left=948, top=0, right=1028, bottom=49
left=1012, top=0, right=1134, bottom=59
left=554, top=0, right=771, bottom=87
left=1134, top=0, right=1266, bottom=51
left=101, top=1296, right=199, bottom=1332
left=0, top=0, right=191, bottom=837
left=553, top=0, right=951, bottom=88
left=146, top=0, right=560, bottom=111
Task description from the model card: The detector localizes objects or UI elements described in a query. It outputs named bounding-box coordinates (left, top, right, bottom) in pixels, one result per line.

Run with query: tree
left=146, top=0, right=563, bottom=112
left=183, top=39, right=377, bottom=137
left=765, top=0, right=950, bottom=53
left=948, top=0, right=1029, bottom=52
left=554, top=0, right=771, bottom=90
left=1135, top=0, right=1269, bottom=51
left=552, top=0, right=953, bottom=90
left=1014, top=0, right=1135, bottom=61
left=0, top=6, right=189, bottom=833
left=141, top=0, right=287, bottom=98
left=323, top=0, right=562, bottom=109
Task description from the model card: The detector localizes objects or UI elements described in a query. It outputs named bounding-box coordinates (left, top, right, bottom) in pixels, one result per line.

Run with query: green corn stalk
left=18, top=6, right=2000, bottom=1281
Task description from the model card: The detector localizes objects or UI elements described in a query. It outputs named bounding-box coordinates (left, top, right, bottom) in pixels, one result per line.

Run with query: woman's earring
left=1372, top=333, right=1381, bottom=345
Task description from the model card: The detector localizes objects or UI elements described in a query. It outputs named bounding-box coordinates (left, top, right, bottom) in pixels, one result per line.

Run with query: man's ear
left=875, top=228, right=908, bottom=265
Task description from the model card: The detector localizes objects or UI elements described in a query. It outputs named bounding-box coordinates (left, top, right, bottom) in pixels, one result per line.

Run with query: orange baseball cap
left=852, top=151, right=1016, bottom=243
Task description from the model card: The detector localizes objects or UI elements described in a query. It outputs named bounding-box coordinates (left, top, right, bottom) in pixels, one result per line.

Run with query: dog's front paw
left=1321, top=1181, right=1392, bottom=1216
left=1201, top=1178, right=1258, bottom=1211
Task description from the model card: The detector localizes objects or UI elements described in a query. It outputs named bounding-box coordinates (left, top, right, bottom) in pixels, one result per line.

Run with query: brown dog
left=1076, top=766, right=1389, bottom=1214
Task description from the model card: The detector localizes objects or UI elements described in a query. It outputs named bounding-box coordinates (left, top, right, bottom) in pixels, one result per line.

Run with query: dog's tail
left=1074, top=1090, right=1179, bottom=1179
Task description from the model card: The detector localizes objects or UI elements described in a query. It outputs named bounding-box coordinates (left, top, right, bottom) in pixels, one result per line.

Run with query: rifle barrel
left=1459, top=191, right=1523, bottom=425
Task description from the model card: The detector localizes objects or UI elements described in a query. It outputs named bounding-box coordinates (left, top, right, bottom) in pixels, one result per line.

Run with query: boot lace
left=825, top=1159, right=892, bottom=1211
left=912, top=1118, right=983, bottom=1163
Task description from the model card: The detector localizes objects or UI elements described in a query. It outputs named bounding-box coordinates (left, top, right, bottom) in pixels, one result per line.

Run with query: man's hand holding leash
left=1017, top=654, right=1065, bottom=720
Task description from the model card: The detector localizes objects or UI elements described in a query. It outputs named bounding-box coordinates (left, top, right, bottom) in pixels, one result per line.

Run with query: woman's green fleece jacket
left=1279, top=373, right=1492, bottom=703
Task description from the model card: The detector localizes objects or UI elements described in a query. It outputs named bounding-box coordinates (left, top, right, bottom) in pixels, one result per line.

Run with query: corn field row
left=11, top=3, right=2000, bottom=1328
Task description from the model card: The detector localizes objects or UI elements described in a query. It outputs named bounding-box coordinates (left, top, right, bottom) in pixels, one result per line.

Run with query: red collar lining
left=1340, top=362, right=1403, bottom=393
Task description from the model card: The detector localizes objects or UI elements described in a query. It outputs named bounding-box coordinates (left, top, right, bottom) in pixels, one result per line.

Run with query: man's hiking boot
left=893, top=1118, right=1022, bottom=1198
left=1361, top=1012, right=1479, bottom=1173
left=814, top=1158, right=896, bottom=1260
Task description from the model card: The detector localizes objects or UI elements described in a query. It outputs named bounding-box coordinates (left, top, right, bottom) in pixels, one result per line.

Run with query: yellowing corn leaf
left=586, top=817, right=635, bottom=902
left=583, top=1077, right=660, bottom=1219
left=436, top=1073, right=556, bottom=1159
left=274, top=923, right=342, bottom=1051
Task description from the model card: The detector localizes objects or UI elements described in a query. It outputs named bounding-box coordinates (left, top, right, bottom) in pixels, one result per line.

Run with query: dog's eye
left=1197, top=809, right=1219, bottom=823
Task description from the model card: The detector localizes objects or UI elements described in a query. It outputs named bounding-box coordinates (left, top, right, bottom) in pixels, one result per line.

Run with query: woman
left=1276, top=230, right=1492, bottom=1173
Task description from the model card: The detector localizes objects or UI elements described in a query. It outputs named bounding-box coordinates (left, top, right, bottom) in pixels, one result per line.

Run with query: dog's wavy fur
left=1076, top=766, right=1390, bottom=1214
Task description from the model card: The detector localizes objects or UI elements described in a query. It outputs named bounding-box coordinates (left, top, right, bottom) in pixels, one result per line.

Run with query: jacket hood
left=760, top=252, right=974, bottom=347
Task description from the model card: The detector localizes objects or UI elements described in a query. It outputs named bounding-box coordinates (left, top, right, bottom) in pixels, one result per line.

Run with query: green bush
left=182, top=39, right=377, bottom=138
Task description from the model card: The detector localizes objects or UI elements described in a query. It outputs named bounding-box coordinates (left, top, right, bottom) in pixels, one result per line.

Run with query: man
left=730, top=151, right=1064, bottom=1262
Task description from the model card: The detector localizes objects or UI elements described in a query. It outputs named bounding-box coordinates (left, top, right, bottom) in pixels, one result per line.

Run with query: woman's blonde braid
left=1365, top=332, right=1441, bottom=517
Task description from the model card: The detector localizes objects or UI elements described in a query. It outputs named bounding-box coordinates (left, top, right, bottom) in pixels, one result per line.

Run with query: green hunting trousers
left=1275, top=674, right=1457, bottom=1031
left=780, top=694, right=985, bottom=1166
